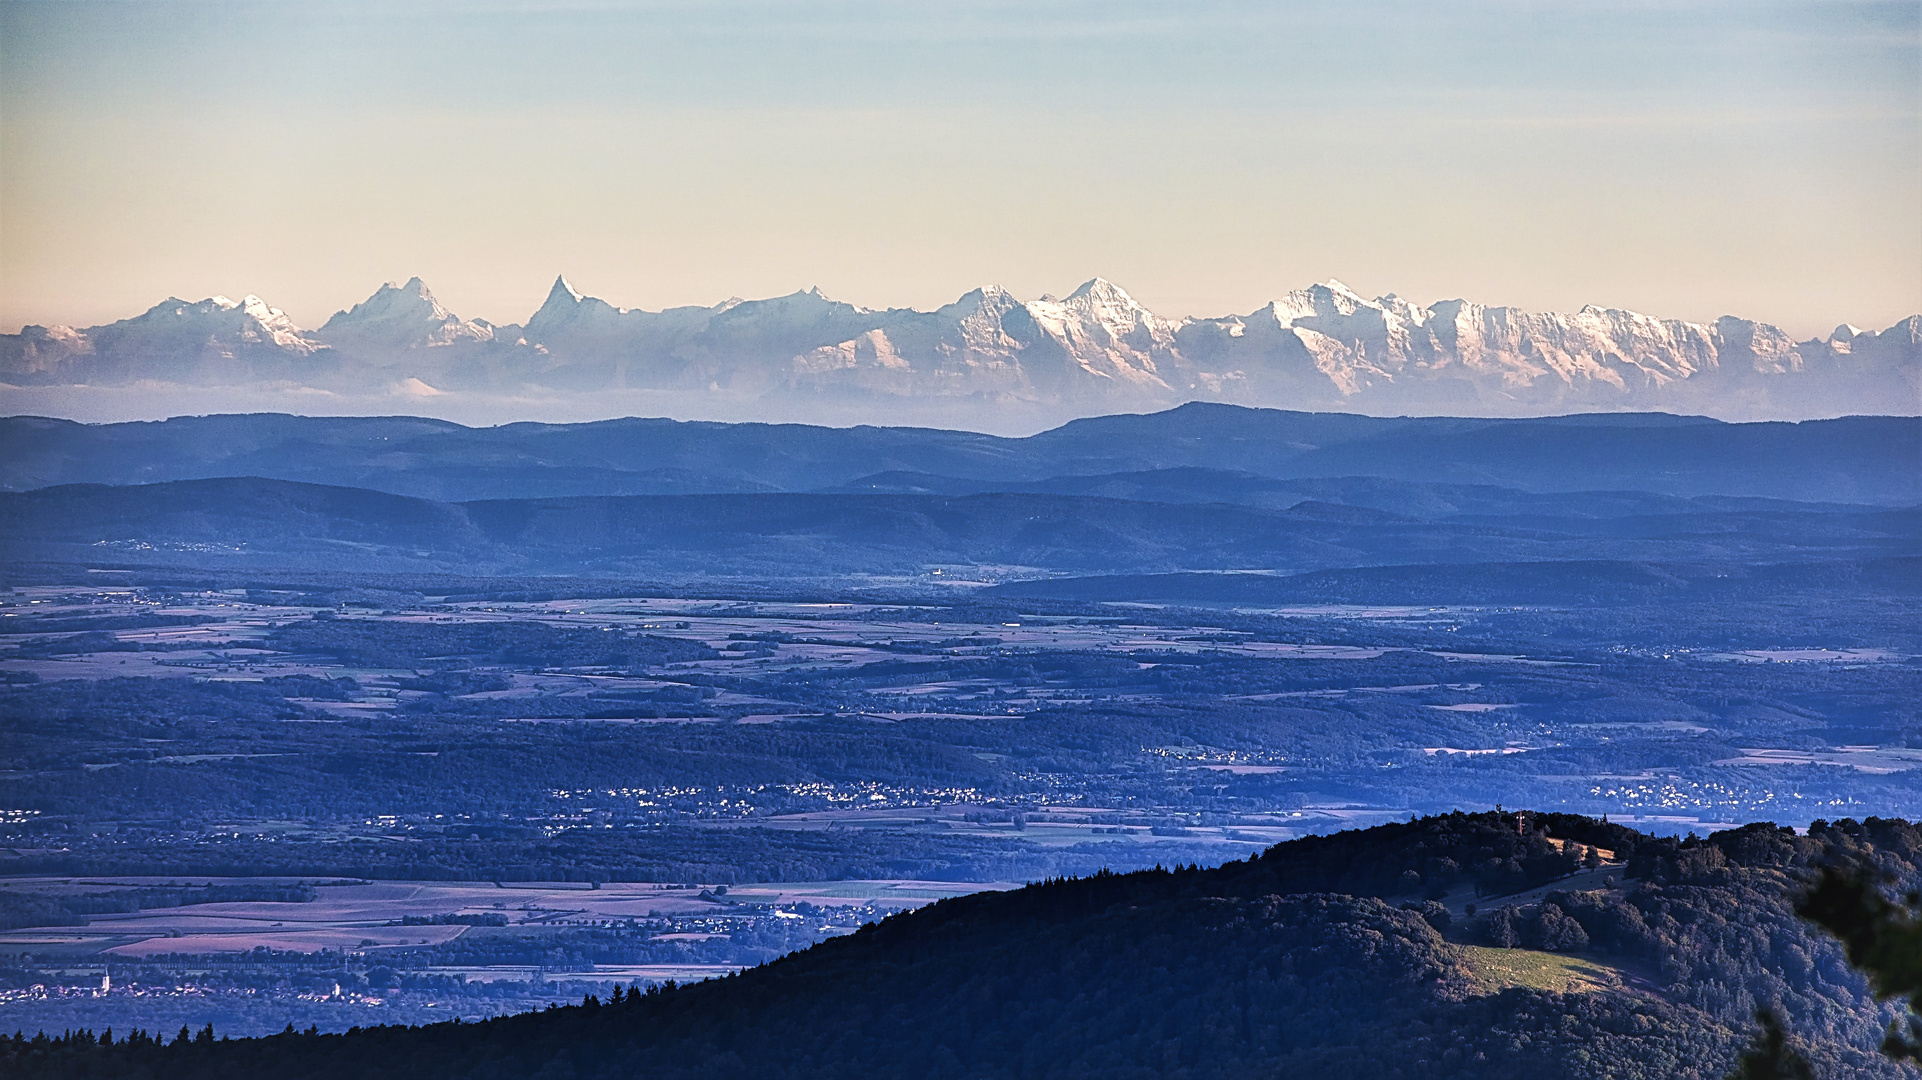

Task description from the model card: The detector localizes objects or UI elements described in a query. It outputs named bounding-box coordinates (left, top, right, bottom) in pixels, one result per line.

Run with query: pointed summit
left=317, top=277, right=491, bottom=351
left=1050, top=278, right=1169, bottom=335
left=547, top=274, right=583, bottom=306
left=527, top=275, right=598, bottom=332
left=1066, top=277, right=1133, bottom=304
left=520, top=274, right=691, bottom=349
left=525, top=275, right=593, bottom=335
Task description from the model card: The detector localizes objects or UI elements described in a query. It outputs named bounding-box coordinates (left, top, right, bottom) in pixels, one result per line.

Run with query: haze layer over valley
left=4, top=276, right=1914, bottom=431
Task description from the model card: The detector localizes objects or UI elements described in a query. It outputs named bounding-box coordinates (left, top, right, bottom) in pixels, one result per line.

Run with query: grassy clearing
left=1457, top=946, right=1636, bottom=996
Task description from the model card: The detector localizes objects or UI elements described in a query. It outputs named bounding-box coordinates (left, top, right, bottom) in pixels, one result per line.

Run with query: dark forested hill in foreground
left=10, top=813, right=1920, bottom=1080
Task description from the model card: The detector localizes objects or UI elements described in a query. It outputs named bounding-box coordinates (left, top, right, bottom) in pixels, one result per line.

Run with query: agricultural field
left=0, top=872, right=1022, bottom=1037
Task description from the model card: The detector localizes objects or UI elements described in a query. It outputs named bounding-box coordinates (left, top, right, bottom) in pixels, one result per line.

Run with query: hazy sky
left=2, top=0, right=1917, bottom=338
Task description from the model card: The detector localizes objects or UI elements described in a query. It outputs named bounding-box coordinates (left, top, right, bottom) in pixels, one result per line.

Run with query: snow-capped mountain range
left=4, top=275, right=1916, bottom=422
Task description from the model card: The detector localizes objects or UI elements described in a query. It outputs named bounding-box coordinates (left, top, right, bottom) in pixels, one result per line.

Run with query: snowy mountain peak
left=547, top=275, right=584, bottom=306
left=1051, top=279, right=1161, bottom=322
left=1067, top=277, right=1125, bottom=301
left=1308, top=280, right=1372, bottom=316
left=237, top=295, right=298, bottom=329
left=318, top=277, right=492, bottom=352
left=327, top=280, right=448, bottom=322
left=527, top=275, right=612, bottom=331
left=5, top=276, right=1914, bottom=423
left=1019, top=279, right=1180, bottom=392
left=44, top=290, right=332, bottom=369
left=959, top=286, right=1024, bottom=319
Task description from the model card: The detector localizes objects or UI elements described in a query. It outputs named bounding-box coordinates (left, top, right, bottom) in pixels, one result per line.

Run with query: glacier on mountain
left=3, top=275, right=1916, bottom=424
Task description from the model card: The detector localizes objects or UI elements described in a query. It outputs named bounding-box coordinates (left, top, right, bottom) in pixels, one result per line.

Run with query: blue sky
left=2, top=1, right=1917, bottom=335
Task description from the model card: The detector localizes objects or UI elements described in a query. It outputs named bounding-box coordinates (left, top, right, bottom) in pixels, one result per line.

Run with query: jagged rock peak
left=531, top=275, right=652, bottom=322
left=528, top=274, right=605, bottom=328
left=327, top=277, right=447, bottom=320
left=547, top=274, right=584, bottom=306
left=317, top=277, right=493, bottom=349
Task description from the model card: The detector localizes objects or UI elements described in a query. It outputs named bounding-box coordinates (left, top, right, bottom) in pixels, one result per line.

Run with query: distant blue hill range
left=1, top=407, right=1915, bottom=589
left=2, top=276, right=1915, bottom=427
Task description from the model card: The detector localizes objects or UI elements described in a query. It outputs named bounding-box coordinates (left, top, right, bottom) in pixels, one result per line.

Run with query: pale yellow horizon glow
left=2, top=2, right=1918, bottom=340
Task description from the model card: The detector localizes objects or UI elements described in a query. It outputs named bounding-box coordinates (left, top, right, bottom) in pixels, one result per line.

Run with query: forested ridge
left=7, top=812, right=1920, bottom=1080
